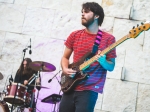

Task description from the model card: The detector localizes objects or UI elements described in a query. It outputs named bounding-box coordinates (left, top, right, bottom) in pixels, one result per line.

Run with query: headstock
left=129, top=21, right=150, bottom=38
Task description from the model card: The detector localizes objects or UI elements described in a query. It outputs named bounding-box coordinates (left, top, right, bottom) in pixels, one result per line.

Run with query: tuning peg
left=132, top=26, right=135, bottom=29
left=141, top=22, right=144, bottom=25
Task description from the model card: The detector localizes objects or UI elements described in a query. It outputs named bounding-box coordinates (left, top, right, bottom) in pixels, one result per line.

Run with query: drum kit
left=0, top=61, right=62, bottom=112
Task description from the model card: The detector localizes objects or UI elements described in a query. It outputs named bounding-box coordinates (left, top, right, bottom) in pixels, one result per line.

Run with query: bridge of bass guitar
left=60, top=72, right=89, bottom=93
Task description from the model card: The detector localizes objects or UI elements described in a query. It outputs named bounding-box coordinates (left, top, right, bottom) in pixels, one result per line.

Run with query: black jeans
left=59, top=90, right=98, bottom=112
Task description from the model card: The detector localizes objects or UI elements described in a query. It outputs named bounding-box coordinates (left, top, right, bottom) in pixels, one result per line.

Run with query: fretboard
left=79, top=34, right=130, bottom=70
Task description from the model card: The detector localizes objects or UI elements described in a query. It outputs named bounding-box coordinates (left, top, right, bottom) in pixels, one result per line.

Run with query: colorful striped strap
left=92, top=29, right=102, bottom=54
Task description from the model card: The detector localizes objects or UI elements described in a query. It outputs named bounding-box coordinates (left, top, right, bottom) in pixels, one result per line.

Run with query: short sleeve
left=65, top=32, right=76, bottom=50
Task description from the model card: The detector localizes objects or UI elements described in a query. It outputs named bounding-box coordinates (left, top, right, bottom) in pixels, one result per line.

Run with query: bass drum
left=0, top=101, right=9, bottom=112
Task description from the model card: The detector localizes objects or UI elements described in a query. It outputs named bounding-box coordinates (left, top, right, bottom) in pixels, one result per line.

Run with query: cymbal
left=28, top=85, right=50, bottom=89
left=0, top=72, right=3, bottom=80
left=29, top=61, right=56, bottom=72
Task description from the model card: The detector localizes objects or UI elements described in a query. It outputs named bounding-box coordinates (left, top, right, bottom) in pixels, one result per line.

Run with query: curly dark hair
left=82, top=2, right=104, bottom=26
left=17, top=58, right=33, bottom=76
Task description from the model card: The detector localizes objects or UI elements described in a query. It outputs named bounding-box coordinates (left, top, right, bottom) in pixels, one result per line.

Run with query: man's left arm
left=98, top=55, right=115, bottom=71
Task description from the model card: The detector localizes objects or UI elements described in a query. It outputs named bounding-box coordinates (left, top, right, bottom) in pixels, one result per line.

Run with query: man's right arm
left=61, top=47, right=76, bottom=75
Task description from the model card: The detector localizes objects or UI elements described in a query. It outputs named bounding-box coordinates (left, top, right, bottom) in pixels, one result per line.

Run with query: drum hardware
left=28, top=74, right=37, bottom=85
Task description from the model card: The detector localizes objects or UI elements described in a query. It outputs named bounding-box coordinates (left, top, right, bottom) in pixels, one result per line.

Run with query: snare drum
left=4, top=83, right=28, bottom=105
left=0, top=101, right=9, bottom=112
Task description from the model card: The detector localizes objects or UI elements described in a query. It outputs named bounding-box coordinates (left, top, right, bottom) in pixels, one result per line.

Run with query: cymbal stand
left=35, top=71, right=41, bottom=111
left=33, top=65, right=43, bottom=112
left=28, top=74, right=37, bottom=85
left=29, top=73, right=39, bottom=112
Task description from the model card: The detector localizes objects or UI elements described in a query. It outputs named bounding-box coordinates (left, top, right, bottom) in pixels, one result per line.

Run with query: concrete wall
left=0, top=0, right=150, bottom=112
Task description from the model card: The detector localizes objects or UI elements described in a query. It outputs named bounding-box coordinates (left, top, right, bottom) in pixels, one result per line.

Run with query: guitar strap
left=92, top=29, right=102, bottom=54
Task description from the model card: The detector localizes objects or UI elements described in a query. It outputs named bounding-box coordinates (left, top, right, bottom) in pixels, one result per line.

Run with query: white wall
left=0, top=0, right=150, bottom=112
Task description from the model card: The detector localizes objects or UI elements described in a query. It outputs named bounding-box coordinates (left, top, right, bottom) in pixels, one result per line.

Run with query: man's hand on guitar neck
left=96, top=50, right=115, bottom=71
left=96, top=50, right=106, bottom=64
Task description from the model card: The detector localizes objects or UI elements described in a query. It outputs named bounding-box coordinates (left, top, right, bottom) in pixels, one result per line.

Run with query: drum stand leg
left=29, top=90, right=35, bottom=112
left=35, top=89, right=40, bottom=112
left=52, top=102, right=57, bottom=112
left=16, top=106, right=24, bottom=112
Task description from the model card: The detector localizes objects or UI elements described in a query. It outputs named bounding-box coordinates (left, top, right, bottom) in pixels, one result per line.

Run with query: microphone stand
left=10, top=48, right=27, bottom=112
left=48, top=70, right=61, bottom=83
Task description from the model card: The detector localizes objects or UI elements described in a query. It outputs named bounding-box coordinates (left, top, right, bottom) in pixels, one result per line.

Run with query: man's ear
left=94, top=15, right=99, bottom=19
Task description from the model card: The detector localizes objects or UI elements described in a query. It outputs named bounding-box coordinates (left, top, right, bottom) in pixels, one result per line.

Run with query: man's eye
left=85, top=10, right=90, bottom=13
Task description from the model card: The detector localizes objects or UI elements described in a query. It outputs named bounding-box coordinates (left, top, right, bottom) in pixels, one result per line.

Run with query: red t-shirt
left=65, top=29, right=117, bottom=93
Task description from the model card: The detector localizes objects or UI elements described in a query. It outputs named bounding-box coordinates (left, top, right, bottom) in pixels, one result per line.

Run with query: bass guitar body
left=60, top=52, right=93, bottom=93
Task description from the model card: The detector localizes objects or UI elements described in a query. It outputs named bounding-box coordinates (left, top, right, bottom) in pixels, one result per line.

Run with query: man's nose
left=82, top=12, right=85, bottom=16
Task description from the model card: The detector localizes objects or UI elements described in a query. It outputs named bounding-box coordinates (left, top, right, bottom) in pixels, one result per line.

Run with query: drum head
left=4, top=96, right=24, bottom=105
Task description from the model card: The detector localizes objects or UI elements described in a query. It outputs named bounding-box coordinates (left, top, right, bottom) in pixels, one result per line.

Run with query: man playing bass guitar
left=59, top=2, right=117, bottom=112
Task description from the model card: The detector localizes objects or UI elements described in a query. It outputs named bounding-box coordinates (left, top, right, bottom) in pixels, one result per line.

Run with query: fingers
left=24, top=80, right=28, bottom=85
left=98, top=50, right=101, bottom=54
left=96, top=50, right=103, bottom=58
left=66, top=68, right=76, bottom=75
left=95, top=53, right=104, bottom=60
left=62, top=68, right=77, bottom=78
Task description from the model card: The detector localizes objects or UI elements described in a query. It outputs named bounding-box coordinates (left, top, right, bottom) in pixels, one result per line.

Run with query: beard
left=81, top=16, right=95, bottom=27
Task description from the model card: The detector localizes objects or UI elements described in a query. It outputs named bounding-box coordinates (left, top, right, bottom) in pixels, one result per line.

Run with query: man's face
left=81, top=9, right=95, bottom=27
